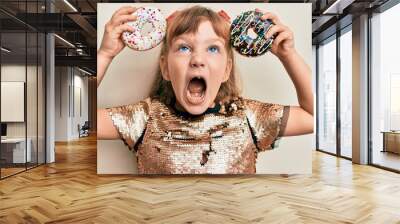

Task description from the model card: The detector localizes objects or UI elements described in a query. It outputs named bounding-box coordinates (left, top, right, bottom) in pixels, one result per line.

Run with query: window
left=339, top=27, right=352, bottom=158
left=370, top=3, right=400, bottom=171
left=0, top=0, right=47, bottom=179
left=317, top=35, right=337, bottom=155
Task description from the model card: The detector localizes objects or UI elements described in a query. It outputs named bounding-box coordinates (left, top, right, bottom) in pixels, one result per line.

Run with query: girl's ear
left=160, top=55, right=170, bottom=81
left=222, top=58, right=232, bottom=82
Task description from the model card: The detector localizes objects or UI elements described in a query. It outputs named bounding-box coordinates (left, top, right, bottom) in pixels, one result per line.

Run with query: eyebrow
left=173, top=36, right=225, bottom=45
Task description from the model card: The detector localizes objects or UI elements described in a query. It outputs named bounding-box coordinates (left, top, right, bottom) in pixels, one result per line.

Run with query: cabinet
left=0, top=138, right=32, bottom=164
left=382, top=131, right=400, bottom=154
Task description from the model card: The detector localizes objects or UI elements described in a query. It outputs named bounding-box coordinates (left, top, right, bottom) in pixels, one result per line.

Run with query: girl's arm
left=97, top=6, right=137, bottom=139
left=97, top=6, right=137, bottom=87
left=97, top=108, right=119, bottom=139
left=278, top=50, right=314, bottom=136
left=97, top=52, right=113, bottom=87
left=260, top=10, right=314, bottom=136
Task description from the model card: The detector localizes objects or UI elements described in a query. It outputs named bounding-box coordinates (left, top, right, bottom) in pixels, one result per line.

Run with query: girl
left=97, top=5, right=313, bottom=174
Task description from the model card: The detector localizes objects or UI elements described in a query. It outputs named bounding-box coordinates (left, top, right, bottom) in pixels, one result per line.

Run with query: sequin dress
left=107, top=97, right=289, bottom=174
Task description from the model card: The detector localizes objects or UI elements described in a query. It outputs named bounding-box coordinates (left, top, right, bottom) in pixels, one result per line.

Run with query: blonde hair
left=150, top=5, right=241, bottom=106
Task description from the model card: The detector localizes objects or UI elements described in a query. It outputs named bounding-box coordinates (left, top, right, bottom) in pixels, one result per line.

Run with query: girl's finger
left=272, top=31, right=292, bottom=47
left=261, top=12, right=281, bottom=25
left=111, top=14, right=137, bottom=26
left=113, top=6, right=136, bottom=18
left=114, top=23, right=135, bottom=36
left=265, top=24, right=286, bottom=40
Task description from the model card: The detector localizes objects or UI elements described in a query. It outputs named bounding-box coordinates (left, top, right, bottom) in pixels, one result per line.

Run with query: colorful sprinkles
left=230, top=10, right=274, bottom=57
left=122, top=7, right=166, bottom=51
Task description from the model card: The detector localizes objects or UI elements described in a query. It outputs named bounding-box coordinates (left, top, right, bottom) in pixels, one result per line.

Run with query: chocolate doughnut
left=230, top=10, right=274, bottom=57
left=122, top=7, right=166, bottom=51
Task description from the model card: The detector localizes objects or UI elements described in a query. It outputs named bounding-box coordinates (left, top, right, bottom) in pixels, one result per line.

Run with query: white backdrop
left=97, top=3, right=313, bottom=174
left=1, top=82, right=24, bottom=122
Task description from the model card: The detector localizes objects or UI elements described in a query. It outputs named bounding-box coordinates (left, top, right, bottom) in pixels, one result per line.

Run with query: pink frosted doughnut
left=122, top=7, right=166, bottom=51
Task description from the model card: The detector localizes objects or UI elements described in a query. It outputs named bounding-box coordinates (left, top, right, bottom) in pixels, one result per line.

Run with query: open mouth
left=186, top=76, right=207, bottom=105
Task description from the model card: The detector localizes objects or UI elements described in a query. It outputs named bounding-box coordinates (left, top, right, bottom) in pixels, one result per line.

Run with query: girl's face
left=161, top=20, right=232, bottom=115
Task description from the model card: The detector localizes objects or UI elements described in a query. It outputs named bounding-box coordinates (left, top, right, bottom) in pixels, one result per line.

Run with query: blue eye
left=178, top=45, right=190, bottom=52
left=208, top=46, right=220, bottom=53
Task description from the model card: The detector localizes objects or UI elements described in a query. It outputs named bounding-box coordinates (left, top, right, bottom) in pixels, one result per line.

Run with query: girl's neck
left=172, top=100, right=220, bottom=117
left=174, top=101, right=216, bottom=113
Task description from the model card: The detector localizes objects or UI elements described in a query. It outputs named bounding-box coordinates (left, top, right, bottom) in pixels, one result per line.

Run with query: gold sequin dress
left=107, top=97, right=289, bottom=174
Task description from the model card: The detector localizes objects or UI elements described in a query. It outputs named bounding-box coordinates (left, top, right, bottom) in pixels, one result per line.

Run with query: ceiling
left=0, top=0, right=98, bottom=74
left=0, top=0, right=392, bottom=75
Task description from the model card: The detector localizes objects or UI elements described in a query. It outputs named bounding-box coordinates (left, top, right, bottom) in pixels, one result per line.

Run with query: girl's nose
left=190, top=53, right=205, bottom=68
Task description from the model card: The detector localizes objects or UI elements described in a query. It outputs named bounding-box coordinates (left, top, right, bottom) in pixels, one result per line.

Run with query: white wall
left=54, top=67, right=89, bottom=141
left=1, top=65, right=35, bottom=138
left=74, top=73, right=89, bottom=136
left=55, top=67, right=68, bottom=141
left=97, top=3, right=313, bottom=174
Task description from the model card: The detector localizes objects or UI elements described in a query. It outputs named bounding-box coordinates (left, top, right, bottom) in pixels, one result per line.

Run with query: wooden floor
left=1, top=135, right=400, bottom=223
left=1, top=167, right=26, bottom=178
left=373, top=151, right=400, bottom=171
left=1, top=162, right=46, bottom=178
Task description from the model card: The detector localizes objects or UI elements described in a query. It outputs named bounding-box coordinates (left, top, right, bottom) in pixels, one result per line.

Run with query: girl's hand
left=256, top=9, right=296, bottom=59
left=98, top=6, right=137, bottom=60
